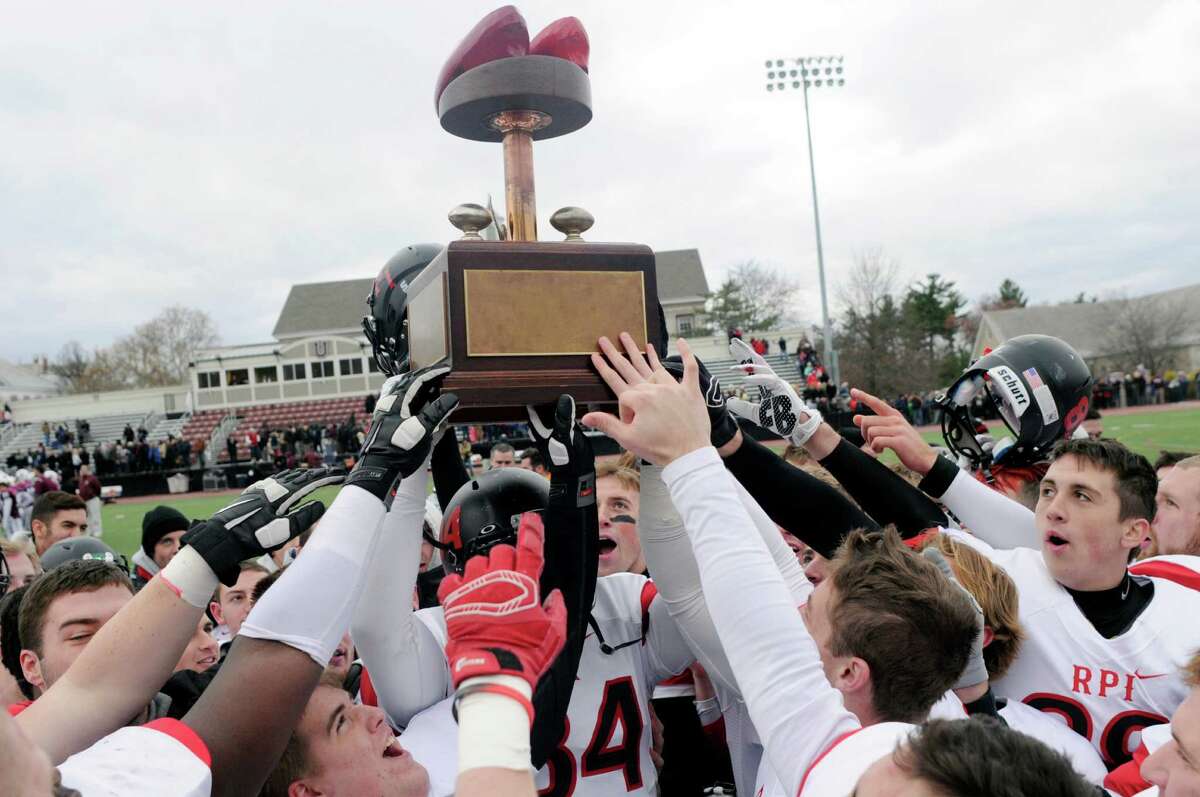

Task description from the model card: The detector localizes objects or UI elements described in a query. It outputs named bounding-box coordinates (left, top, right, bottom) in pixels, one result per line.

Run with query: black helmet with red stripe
left=362, top=244, right=444, bottom=376
left=438, top=467, right=549, bottom=574
left=937, top=334, right=1093, bottom=469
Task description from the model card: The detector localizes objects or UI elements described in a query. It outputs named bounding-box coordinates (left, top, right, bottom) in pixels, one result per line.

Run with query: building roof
left=272, top=278, right=375, bottom=339
left=654, top=249, right=710, bottom=302
left=977, top=282, right=1200, bottom=360
left=271, top=250, right=710, bottom=339
left=0, top=359, right=62, bottom=394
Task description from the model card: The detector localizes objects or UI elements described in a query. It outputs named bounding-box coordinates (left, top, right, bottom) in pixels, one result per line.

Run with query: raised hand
left=852, top=388, right=938, bottom=475
left=527, top=394, right=596, bottom=505
left=727, top=338, right=822, bottom=446
left=583, top=336, right=711, bottom=466
left=346, top=364, right=459, bottom=502
left=182, top=467, right=345, bottom=586
left=660, top=354, right=740, bottom=448
left=438, top=513, right=567, bottom=706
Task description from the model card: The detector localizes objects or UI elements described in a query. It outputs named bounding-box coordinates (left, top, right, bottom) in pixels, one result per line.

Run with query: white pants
left=86, top=496, right=103, bottom=537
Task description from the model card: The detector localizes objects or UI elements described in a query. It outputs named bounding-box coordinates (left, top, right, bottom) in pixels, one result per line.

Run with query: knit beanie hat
left=142, top=505, right=189, bottom=557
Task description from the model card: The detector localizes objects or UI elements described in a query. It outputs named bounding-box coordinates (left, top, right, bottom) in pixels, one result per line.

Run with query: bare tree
left=109, top=305, right=219, bottom=387
left=724, top=260, right=799, bottom=332
left=1104, top=294, right=1192, bottom=374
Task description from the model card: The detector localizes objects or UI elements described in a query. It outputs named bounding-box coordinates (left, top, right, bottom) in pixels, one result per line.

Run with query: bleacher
left=212, top=396, right=366, bottom=462
left=180, top=409, right=229, bottom=443
left=146, top=413, right=191, bottom=441
left=703, top=352, right=806, bottom=395
left=0, top=410, right=152, bottom=462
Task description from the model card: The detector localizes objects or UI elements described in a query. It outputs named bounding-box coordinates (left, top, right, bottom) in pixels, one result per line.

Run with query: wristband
left=159, top=546, right=220, bottom=609
left=790, top=407, right=824, bottom=447
left=455, top=675, right=534, bottom=774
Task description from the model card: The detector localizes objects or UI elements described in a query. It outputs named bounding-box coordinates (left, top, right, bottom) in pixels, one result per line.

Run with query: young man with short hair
left=854, top=391, right=1200, bottom=767
left=596, top=460, right=645, bottom=577
left=28, top=492, right=86, bottom=556
left=209, top=561, right=270, bottom=646
left=519, top=447, right=548, bottom=477
left=15, top=560, right=158, bottom=721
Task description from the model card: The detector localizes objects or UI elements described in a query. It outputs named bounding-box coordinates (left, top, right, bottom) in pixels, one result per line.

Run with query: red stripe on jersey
left=360, top=666, right=379, bottom=707
left=6, top=700, right=32, bottom=716
left=144, top=718, right=212, bottom=767
left=640, top=580, right=657, bottom=640
left=1103, top=741, right=1152, bottom=796
left=1129, top=560, right=1200, bottom=591
left=797, top=728, right=863, bottom=796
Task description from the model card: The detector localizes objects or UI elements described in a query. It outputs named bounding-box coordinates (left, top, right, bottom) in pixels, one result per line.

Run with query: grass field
left=96, top=406, right=1200, bottom=561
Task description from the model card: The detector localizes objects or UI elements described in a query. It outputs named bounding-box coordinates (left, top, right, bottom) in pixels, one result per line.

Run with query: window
left=226, top=369, right=249, bottom=387
left=339, top=358, right=364, bottom=376
left=254, top=366, right=279, bottom=384
left=677, top=315, right=695, bottom=335
left=313, top=361, right=335, bottom=379
left=198, top=371, right=220, bottom=389
left=367, top=357, right=380, bottom=373
left=282, top=363, right=307, bottom=381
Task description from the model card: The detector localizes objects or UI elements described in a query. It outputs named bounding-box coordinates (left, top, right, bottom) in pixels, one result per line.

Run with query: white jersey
left=418, top=572, right=693, bottom=797
left=399, top=698, right=459, bottom=797
left=752, top=722, right=914, bottom=797
left=58, top=718, right=212, bottom=797
left=946, top=529, right=1200, bottom=767
left=999, top=698, right=1107, bottom=784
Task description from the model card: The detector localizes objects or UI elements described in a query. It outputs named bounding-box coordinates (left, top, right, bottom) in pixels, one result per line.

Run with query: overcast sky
left=4, top=0, right=1198, bottom=362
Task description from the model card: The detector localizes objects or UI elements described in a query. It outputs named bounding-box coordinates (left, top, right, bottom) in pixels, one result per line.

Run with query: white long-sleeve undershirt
left=939, top=468, right=1039, bottom=550
left=663, top=447, right=858, bottom=797
left=349, top=463, right=450, bottom=727
left=239, top=485, right=386, bottom=667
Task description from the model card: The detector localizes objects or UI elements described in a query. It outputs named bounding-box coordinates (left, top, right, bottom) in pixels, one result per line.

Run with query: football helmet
left=937, top=334, right=1092, bottom=469
left=362, top=244, right=444, bottom=376
left=438, top=467, right=549, bottom=574
left=40, top=536, right=129, bottom=573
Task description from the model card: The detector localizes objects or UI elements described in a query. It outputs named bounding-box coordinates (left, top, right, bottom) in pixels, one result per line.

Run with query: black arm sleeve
left=528, top=465, right=599, bottom=769
left=430, top=429, right=469, bottom=511
left=817, top=437, right=948, bottom=537
left=723, top=432, right=879, bottom=559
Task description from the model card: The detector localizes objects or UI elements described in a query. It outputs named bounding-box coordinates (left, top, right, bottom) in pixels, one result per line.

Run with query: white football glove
left=727, top=338, right=823, bottom=447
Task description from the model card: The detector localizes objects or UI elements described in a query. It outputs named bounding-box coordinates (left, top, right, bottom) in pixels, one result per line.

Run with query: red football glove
left=438, top=512, right=567, bottom=702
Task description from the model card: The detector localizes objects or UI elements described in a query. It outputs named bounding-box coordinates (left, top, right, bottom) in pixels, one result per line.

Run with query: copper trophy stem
left=490, top=109, right=552, bottom=242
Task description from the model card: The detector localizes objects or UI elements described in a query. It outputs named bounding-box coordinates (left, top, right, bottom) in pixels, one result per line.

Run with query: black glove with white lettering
left=345, top=364, right=459, bottom=503
left=182, top=467, right=345, bottom=586
left=661, top=355, right=740, bottom=448
left=526, top=394, right=596, bottom=508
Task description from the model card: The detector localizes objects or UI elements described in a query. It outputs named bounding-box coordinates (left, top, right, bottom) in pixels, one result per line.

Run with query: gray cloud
left=3, top=0, right=1197, bottom=360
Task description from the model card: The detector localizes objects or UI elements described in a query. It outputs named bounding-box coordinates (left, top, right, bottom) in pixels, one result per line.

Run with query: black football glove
left=526, top=394, right=596, bottom=508
left=182, top=466, right=345, bottom=586
left=345, top=364, right=459, bottom=503
left=661, top=354, right=739, bottom=448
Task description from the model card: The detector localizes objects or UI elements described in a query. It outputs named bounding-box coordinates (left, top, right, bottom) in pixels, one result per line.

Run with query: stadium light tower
left=765, top=55, right=845, bottom=384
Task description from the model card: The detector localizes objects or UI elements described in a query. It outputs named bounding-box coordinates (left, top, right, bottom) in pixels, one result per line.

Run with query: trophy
left=403, top=5, right=662, bottom=419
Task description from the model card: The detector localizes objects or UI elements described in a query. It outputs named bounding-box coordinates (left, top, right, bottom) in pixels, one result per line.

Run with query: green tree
left=902, top=274, right=965, bottom=364
left=706, top=278, right=754, bottom=334
left=996, top=278, right=1028, bottom=308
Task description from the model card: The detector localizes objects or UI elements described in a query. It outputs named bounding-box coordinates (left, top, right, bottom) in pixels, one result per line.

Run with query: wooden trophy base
left=404, top=240, right=659, bottom=422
